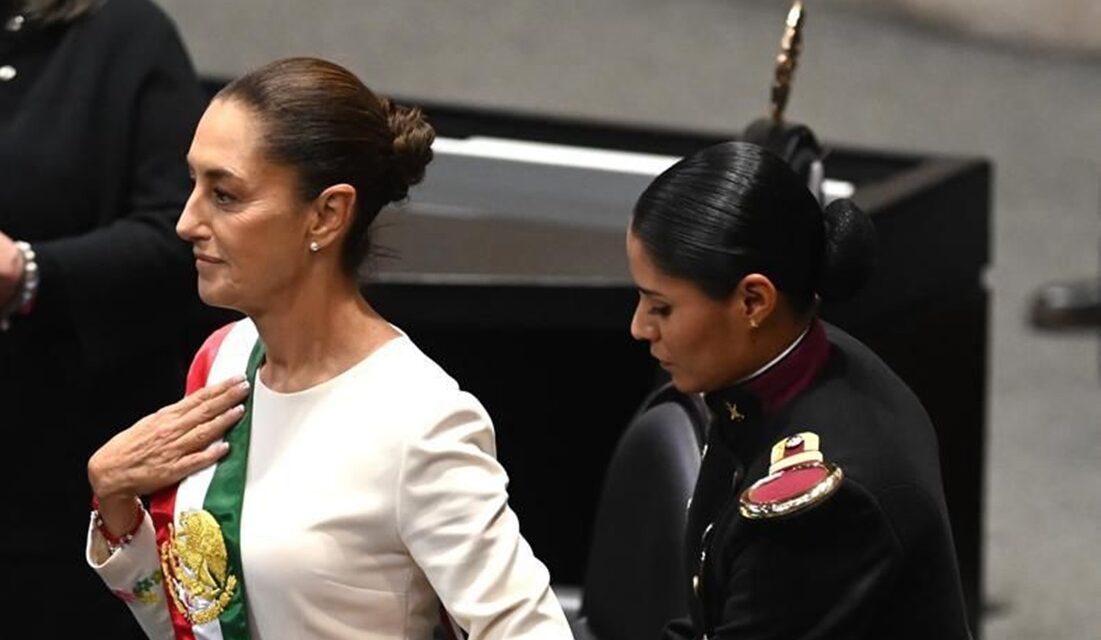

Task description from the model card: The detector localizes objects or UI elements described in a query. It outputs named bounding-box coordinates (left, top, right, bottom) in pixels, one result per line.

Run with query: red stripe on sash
left=184, top=323, right=237, bottom=397
left=151, top=322, right=237, bottom=639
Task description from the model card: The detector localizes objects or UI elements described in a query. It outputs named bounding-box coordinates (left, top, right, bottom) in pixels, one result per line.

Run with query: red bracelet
left=91, top=495, right=145, bottom=550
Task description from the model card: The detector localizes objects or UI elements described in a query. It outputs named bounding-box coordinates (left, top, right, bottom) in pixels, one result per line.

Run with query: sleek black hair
left=631, top=141, right=876, bottom=315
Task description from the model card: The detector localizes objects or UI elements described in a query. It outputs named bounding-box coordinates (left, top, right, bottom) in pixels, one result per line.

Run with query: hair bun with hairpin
left=818, top=198, right=877, bottom=302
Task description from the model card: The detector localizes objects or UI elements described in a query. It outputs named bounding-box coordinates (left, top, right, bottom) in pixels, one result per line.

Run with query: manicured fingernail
left=233, top=404, right=245, bottom=415
left=238, top=380, right=251, bottom=391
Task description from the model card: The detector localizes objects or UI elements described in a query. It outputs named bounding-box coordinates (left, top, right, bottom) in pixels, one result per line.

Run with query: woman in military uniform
left=626, top=141, right=972, bottom=639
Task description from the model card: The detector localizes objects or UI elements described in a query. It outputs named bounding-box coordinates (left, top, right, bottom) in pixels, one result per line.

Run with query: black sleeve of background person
left=31, top=0, right=205, bottom=371
left=709, top=480, right=902, bottom=640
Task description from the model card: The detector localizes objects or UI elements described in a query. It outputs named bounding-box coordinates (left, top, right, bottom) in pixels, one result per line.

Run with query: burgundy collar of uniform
left=743, top=319, right=830, bottom=415
left=704, top=319, right=830, bottom=423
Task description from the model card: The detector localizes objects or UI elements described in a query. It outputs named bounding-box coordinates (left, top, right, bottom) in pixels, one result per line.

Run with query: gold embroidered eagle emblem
left=159, top=510, right=238, bottom=624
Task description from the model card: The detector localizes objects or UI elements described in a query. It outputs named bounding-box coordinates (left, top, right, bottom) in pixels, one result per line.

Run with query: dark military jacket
left=663, top=321, right=972, bottom=640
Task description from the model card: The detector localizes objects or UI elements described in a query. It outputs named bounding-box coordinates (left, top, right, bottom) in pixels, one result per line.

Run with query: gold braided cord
left=770, top=1, right=806, bottom=123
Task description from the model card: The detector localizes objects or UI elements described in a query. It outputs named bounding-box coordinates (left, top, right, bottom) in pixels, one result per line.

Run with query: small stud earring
left=309, top=241, right=320, bottom=253
left=749, top=318, right=760, bottom=329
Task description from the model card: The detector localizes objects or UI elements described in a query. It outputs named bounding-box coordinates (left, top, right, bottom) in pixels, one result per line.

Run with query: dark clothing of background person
left=663, top=322, right=972, bottom=640
left=0, top=0, right=209, bottom=633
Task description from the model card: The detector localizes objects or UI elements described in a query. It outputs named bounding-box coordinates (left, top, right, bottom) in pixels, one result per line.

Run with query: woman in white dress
left=85, top=57, right=572, bottom=640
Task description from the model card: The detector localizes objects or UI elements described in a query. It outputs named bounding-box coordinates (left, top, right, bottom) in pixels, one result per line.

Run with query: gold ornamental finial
left=769, top=1, right=806, bottom=123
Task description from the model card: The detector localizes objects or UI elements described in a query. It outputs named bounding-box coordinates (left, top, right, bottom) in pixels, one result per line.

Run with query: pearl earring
left=309, top=241, right=320, bottom=253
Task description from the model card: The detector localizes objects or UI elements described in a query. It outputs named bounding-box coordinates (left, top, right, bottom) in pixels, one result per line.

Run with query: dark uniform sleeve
left=32, top=7, right=205, bottom=371
left=710, top=479, right=902, bottom=639
left=661, top=616, right=695, bottom=640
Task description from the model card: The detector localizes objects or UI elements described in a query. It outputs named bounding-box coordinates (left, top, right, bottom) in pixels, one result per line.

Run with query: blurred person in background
left=0, top=0, right=207, bottom=632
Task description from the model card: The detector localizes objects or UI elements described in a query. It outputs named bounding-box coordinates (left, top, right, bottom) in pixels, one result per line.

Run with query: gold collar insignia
left=725, top=401, right=746, bottom=422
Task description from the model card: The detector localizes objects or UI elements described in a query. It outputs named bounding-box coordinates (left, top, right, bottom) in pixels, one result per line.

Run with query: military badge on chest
left=739, top=431, right=843, bottom=519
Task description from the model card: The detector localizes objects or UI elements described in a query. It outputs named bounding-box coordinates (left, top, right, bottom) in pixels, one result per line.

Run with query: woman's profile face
left=178, top=98, right=315, bottom=314
left=627, top=230, right=755, bottom=393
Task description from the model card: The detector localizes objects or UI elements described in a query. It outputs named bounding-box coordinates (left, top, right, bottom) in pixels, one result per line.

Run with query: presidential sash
left=150, top=321, right=262, bottom=640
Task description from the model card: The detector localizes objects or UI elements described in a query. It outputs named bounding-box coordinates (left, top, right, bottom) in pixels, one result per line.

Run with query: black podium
left=364, top=102, right=991, bottom=636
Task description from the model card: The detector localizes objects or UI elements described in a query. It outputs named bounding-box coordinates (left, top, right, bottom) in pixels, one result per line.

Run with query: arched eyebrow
left=207, top=167, right=239, bottom=180
left=192, top=166, right=241, bottom=182
left=186, top=155, right=243, bottom=182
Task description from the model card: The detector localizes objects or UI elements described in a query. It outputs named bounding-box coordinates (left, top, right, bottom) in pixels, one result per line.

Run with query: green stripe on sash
left=203, top=339, right=265, bottom=639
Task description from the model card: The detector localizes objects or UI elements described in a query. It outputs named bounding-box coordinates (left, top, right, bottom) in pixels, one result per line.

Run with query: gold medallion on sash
left=158, top=510, right=239, bottom=624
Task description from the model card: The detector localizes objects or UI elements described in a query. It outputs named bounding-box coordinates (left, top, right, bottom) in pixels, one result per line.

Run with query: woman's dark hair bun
left=819, top=198, right=877, bottom=302
left=385, top=100, right=435, bottom=203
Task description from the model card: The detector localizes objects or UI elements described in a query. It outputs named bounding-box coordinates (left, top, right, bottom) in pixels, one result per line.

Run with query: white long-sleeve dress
left=87, top=319, right=572, bottom=639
